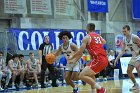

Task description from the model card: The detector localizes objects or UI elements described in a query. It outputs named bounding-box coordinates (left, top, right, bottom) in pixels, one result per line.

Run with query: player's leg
left=33, top=71, right=39, bottom=86
left=0, top=71, right=4, bottom=91
left=11, top=70, right=17, bottom=89
left=135, top=61, right=140, bottom=77
left=71, top=63, right=80, bottom=81
left=127, top=65, right=139, bottom=90
left=19, top=69, right=25, bottom=87
left=5, top=70, right=11, bottom=88
left=71, top=63, right=80, bottom=93
left=128, top=58, right=139, bottom=90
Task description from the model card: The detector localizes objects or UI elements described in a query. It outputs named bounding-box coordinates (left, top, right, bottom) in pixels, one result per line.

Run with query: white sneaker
left=33, top=83, right=41, bottom=88
left=12, top=83, right=16, bottom=89
left=103, top=78, right=107, bottom=81
left=44, top=82, right=48, bottom=85
left=19, top=82, right=26, bottom=88
left=0, top=87, right=4, bottom=91
left=96, top=78, right=100, bottom=82
left=130, top=83, right=139, bottom=91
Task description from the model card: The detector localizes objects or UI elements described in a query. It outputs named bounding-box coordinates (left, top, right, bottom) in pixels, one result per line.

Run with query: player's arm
left=8, top=60, right=15, bottom=71
left=55, top=46, right=62, bottom=57
left=100, top=36, right=106, bottom=44
left=38, top=50, right=42, bottom=65
left=69, top=36, right=89, bottom=63
left=71, top=43, right=79, bottom=52
left=37, top=60, right=41, bottom=72
left=27, top=60, right=33, bottom=71
left=18, top=60, right=22, bottom=70
left=134, top=36, right=140, bottom=55
left=2, top=61, right=6, bottom=71
left=114, top=40, right=126, bottom=65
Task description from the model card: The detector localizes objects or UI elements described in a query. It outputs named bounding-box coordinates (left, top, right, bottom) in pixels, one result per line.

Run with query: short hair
left=58, top=31, right=73, bottom=40
left=87, top=23, right=95, bottom=31
left=29, top=52, right=34, bottom=55
left=0, top=51, right=3, bottom=55
left=19, top=54, right=24, bottom=58
left=123, top=25, right=130, bottom=30
left=13, top=53, right=19, bottom=59
left=44, top=35, right=49, bottom=38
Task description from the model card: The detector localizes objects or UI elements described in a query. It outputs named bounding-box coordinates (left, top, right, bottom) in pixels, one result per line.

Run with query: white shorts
left=129, top=57, right=137, bottom=66
left=136, top=55, right=140, bottom=61
left=65, top=62, right=80, bottom=72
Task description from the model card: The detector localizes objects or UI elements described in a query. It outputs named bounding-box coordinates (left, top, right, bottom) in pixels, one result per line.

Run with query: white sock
left=74, top=85, right=78, bottom=89
left=91, top=89, right=96, bottom=93
left=94, top=83, right=101, bottom=89
left=12, top=82, right=15, bottom=85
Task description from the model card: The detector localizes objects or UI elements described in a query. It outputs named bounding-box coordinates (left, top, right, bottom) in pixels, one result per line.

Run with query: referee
left=39, top=35, right=58, bottom=88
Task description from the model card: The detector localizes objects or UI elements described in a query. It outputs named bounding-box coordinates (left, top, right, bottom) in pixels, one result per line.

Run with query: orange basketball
left=45, top=53, right=56, bottom=64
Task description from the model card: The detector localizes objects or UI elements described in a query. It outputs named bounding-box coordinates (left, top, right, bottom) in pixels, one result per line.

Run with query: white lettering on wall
left=76, top=32, right=85, bottom=48
left=54, top=32, right=60, bottom=49
left=18, top=31, right=29, bottom=50
left=31, top=31, right=42, bottom=50
left=90, top=0, right=106, bottom=5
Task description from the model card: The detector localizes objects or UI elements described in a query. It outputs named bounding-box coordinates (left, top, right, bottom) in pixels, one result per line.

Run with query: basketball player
left=0, top=51, right=11, bottom=91
left=55, top=31, right=80, bottom=93
left=39, top=35, right=58, bottom=88
left=8, top=54, right=24, bottom=89
left=68, top=23, right=108, bottom=93
left=18, top=54, right=27, bottom=88
left=114, top=25, right=140, bottom=90
left=26, top=52, right=41, bottom=87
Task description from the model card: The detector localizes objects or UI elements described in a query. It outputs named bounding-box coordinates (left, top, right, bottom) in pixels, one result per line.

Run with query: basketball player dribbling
left=68, top=23, right=108, bottom=93
left=55, top=31, right=80, bottom=93
left=114, top=25, right=140, bottom=91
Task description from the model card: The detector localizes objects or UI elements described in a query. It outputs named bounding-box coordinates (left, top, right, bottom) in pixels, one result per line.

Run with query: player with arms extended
left=69, top=23, right=108, bottom=93
left=114, top=25, right=140, bottom=91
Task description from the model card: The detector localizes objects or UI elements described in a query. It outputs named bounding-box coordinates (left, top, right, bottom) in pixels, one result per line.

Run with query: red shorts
left=87, top=55, right=108, bottom=74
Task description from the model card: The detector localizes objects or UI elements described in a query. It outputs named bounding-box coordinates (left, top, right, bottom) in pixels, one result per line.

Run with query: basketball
left=45, top=53, right=56, bottom=64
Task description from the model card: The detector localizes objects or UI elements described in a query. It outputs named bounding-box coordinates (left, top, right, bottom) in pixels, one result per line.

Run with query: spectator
left=106, top=50, right=116, bottom=77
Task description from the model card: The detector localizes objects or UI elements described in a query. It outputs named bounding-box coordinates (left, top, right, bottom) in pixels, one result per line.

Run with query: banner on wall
left=137, top=31, right=140, bottom=38
left=9, top=29, right=100, bottom=50
left=120, top=57, right=137, bottom=74
left=132, top=0, right=140, bottom=19
left=115, top=35, right=123, bottom=53
left=87, top=0, right=108, bottom=12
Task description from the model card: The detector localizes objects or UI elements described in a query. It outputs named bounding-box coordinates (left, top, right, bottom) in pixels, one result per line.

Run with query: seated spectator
left=106, top=50, right=115, bottom=77
left=8, top=54, right=24, bottom=89
left=26, top=52, right=41, bottom=87
left=108, top=50, right=115, bottom=68
left=0, top=51, right=11, bottom=91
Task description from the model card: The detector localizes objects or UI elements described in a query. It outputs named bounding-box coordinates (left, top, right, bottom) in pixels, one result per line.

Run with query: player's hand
left=67, top=55, right=74, bottom=64
left=114, top=59, right=118, bottom=66
left=39, top=60, right=42, bottom=65
left=67, top=59, right=74, bottom=64
left=135, top=50, right=139, bottom=56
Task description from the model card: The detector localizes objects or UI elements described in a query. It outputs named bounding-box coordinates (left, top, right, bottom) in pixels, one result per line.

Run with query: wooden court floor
left=8, top=78, right=140, bottom=93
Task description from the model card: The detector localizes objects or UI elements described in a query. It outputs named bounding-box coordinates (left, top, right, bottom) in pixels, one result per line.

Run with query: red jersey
left=86, top=32, right=107, bottom=59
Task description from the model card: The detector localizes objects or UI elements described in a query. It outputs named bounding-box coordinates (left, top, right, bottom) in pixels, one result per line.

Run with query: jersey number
left=94, top=37, right=102, bottom=44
